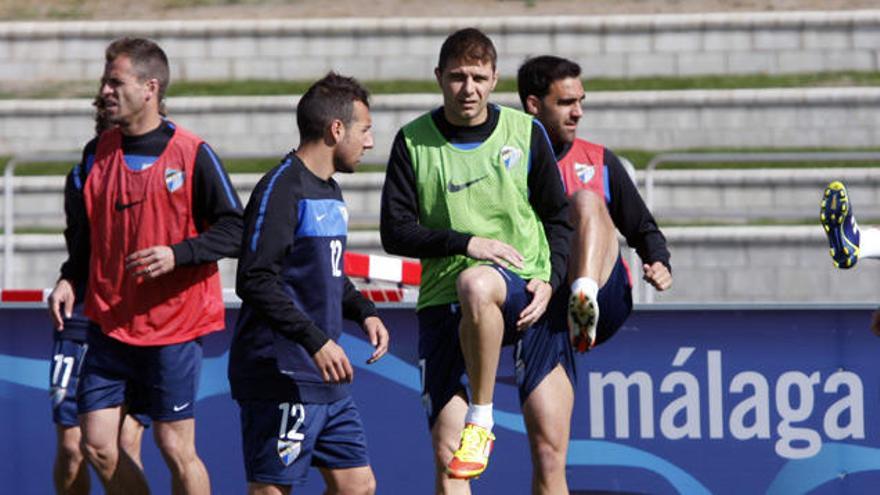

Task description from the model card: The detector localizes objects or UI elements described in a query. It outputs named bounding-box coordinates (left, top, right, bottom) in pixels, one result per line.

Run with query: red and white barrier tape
left=1, top=253, right=421, bottom=304
left=343, top=252, right=421, bottom=285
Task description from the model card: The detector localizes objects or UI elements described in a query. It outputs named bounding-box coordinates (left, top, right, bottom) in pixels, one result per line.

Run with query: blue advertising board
left=1, top=304, right=879, bottom=494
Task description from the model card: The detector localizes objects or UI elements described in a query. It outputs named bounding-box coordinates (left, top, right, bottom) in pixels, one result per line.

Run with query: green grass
left=616, top=147, right=880, bottom=170
left=5, top=148, right=880, bottom=176
left=0, top=156, right=393, bottom=176
left=3, top=71, right=879, bottom=99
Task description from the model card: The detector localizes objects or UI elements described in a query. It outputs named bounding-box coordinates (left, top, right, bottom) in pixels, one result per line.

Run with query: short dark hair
left=437, top=27, right=497, bottom=72
left=517, top=55, right=582, bottom=108
left=297, top=72, right=370, bottom=143
left=105, top=37, right=170, bottom=102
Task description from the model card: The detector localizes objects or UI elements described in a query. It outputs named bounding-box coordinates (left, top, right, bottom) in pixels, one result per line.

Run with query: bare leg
left=456, top=265, right=507, bottom=408
left=319, top=466, right=376, bottom=495
left=569, top=190, right=620, bottom=287
left=54, top=425, right=90, bottom=495
left=80, top=407, right=150, bottom=494
left=431, top=393, right=471, bottom=495
left=523, top=365, right=574, bottom=495
left=119, top=414, right=147, bottom=470
left=248, top=483, right=290, bottom=495
left=153, top=418, right=210, bottom=495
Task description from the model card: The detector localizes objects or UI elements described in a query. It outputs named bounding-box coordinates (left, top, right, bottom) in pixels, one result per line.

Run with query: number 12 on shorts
left=278, top=402, right=305, bottom=441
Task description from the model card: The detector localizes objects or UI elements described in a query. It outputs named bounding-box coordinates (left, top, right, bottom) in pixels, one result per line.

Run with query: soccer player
left=380, top=28, right=573, bottom=492
left=47, top=37, right=243, bottom=494
left=52, top=89, right=157, bottom=495
left=51, top=299, right=152, bottom=494
left=820, top=181, right=880, bottom=334
left=518, top=55, right=672, bottom=353
left=230, top=72, right=389, bottom=495
left=821, top=181, right=867, bottom=270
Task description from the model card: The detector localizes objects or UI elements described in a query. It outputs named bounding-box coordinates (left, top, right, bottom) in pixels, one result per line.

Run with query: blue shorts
left=239, top=396, right=370, bottom=486
left=78, top=326, right=201, bottom=422
left=417, top=265, right=576, bottom=427
left=50, top=338, right=89, bottom=427
left=51, top=331, right=152, bottom=428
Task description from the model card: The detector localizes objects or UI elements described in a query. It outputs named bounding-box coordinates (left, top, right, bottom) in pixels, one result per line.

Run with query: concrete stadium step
left=648, top=167, right=880, bottom=223
left=5, top=167, right=880, bottom=230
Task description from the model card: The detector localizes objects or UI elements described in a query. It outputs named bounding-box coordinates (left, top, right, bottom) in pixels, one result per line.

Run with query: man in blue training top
left=230, top=72, right=390, bottom=495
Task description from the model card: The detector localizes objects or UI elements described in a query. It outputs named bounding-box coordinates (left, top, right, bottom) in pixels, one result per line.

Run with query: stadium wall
left=0, top=11, right=878, bottom=83
left=1, top=88, right=878, bottom=159
left=2, top=304, right=879, bottom=493
left=7, top=225, right=880, bottom=304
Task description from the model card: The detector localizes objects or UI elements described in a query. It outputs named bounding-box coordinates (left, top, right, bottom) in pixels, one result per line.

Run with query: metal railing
left=641, top=151, right=880, bottom=303
left=1, top=152, right=289, bottom=289
left=3, top=153, right=81, bottom=289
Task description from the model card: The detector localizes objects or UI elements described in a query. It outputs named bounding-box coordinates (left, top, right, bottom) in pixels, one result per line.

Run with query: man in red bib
left=48, top=37, right=243, bottom=494
left=518, top=55, right=672, bottom=353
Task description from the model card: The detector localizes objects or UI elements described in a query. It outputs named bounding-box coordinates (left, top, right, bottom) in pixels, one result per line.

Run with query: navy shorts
left=417, top=265, right=575, bottom=427
left=239, top=396, right=370, bottom=486
left=78, top=326, right=201, bottom=422
left=50, top=338, right=89, bottom=427
left=51, top=331, right=152, bottom=428
left=561, top=254, right=634, bottom=346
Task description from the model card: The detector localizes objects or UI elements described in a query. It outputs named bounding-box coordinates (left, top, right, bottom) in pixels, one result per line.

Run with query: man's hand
left=517, top=279, right=552, bottom=332
left=871, top=310, right=880, bottom=337
left=312, top=340, right=354, bottom=383
left=362, top=316, right=389, bottom=364
left=126, top=245, right=176, bottom=279
left=466, top=237, right=524, bottom=270
left=48, top=279, right=75, bottom=330
left=643, top=261, right=672, bottom=291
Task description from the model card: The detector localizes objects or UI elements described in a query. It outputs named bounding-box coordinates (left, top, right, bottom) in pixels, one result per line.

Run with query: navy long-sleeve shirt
left=230, top=153, right=378, bottom=403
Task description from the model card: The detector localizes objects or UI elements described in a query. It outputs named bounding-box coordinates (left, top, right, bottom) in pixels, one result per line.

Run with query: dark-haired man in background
left=48, top=36, right=243, bottom=494
left=230, top=72, right=389, bottom=495
left=517, top=55, right=671, bottom=353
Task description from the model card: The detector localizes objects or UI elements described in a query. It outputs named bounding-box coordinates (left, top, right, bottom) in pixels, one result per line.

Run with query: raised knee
left=456, top=268, right=499, bottom=306
left=571, top=190, right=606, bottom=218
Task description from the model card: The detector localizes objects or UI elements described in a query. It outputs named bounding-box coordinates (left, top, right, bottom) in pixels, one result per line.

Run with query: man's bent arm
left=236, top=170, right=328, bottom=355
left=605, top=150, right=671, bottom=271
left=527, top=121, right=573, bottom=291
left=171, top=143, right=244, bottom=266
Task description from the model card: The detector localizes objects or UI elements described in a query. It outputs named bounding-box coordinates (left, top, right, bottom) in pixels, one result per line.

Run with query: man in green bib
left=381, top=28, right=574, bottom=494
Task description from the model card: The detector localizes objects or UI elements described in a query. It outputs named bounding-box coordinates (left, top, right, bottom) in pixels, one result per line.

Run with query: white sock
left=860, top=228, right=880, bottom=259
left=571, top=277, right=599, bottom=300
left=465, top=403, right=494, bottom=431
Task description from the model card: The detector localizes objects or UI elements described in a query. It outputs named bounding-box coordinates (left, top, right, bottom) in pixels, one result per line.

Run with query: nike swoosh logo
left=172, top=402, right=191, bottom=412
left=115, top=199, right=145, bottom=211
left=447, top=174, right=488, bottom=193
left=316, top=213, right=327, bottom=221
